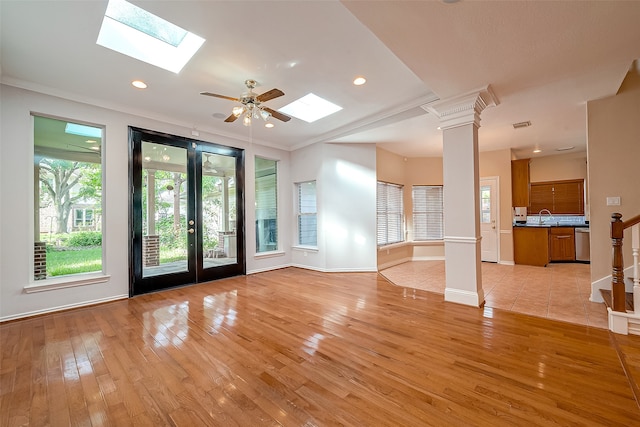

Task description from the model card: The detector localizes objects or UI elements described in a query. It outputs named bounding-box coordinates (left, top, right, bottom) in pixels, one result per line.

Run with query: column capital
left=422, top=85, right=499, bottom=130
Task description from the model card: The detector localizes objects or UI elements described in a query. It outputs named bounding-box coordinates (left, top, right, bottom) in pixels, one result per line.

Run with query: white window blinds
left=412, top=185, right=444, bottom=240
left=297, top=181, right=317, bottom=246
left=377, top=182, right=404, bottom=245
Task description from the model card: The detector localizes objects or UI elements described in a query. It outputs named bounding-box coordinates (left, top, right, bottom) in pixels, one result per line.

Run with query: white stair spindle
left=633, top=224, right=639, bottom=314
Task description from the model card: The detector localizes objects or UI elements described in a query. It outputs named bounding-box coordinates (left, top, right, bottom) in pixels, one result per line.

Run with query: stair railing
left=611, top=213, right=640, bottom=312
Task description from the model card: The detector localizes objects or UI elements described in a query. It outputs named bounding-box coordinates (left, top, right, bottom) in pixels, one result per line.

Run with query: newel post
left=611, top=213, right=626, bottom=312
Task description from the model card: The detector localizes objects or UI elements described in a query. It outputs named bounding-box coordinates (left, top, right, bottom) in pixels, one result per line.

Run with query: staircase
left=607, top=213, right=640, bottom=335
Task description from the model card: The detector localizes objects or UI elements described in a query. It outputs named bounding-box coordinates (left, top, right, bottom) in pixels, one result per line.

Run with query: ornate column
left=424, top=86, right=498, bottom=307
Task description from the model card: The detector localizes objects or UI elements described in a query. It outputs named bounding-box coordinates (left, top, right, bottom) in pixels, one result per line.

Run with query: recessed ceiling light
left=533, top=149, right=542, bottom=153
left=132, top=80, right=147, bottom=89
left=279, top=93, right=342, bottom=123
left=353, top=76, right=366, bottom=86
left=556, top=146, right=575, bottom=151
left=265, top=123, right=274, bottom=128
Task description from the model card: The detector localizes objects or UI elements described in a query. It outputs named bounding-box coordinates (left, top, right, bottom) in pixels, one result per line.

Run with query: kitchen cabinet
left=511, top=159, right=530, bottom=207
left=514, top=227, right=549, bottom=267
left=529, top=179, right=584, bottom=214
left=549, top=227, right=575, bottom=261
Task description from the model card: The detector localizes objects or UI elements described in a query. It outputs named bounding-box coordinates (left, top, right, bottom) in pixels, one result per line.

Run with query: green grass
left=45, top=247, right=187, bottom=277
left=46, top=247, right=102, bottom=276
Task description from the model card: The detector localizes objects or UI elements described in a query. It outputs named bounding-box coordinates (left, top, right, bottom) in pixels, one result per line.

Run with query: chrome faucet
left=538, top=209, right=553, bottom=225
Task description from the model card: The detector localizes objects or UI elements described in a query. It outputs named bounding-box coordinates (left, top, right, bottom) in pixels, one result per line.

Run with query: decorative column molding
left=429, top=85, right=498, bottom=308
left=422, top=85, right=499, bottom=130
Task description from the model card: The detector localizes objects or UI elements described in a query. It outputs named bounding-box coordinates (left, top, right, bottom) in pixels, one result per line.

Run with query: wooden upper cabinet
left=529, top=179, right=584, bottom=214
left=511, top=159, right=530, bottom=207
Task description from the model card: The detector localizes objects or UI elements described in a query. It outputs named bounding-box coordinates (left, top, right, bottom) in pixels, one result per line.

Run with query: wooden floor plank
left=1, top=267, right=640, bottom=426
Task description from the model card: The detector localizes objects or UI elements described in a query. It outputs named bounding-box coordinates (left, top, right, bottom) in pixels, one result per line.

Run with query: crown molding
left=422, top=85, right=499, bottom=130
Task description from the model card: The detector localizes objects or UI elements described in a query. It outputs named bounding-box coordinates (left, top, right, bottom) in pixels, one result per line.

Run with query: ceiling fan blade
left=256, top=88, right=284, bottom=102
left=224, top=113, right=239, bottom=123
left=263, top=107, right=291, bottom=122
left=200, top=92, right=240, bottom=102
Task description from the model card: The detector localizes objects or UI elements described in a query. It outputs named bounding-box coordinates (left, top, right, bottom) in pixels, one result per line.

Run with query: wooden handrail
left=623, top=214, right=640, bottom=230
left=611, top=212, right=640, bottom=312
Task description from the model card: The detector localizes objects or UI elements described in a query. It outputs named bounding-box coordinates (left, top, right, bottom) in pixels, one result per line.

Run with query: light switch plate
left=606, top=196, right=621, bottom=206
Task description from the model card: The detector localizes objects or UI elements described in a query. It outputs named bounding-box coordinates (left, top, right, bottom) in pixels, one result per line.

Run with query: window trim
left=32, top=114, right=106, bottom=284
left=255, top=156, right=279, bottom=254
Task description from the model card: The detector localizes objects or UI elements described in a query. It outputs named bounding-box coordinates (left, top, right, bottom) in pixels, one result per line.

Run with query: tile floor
left=380, top=261, right=609, bottom=329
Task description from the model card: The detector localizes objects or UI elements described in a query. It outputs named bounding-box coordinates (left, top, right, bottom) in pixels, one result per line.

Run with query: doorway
left=480, top=177, right=499, bottom=263
left=129, top=128, right=245, bottom=296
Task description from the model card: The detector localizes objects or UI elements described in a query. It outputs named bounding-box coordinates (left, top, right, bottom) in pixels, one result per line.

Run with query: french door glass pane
left=202, top=153, right=236, bottom=267
left=142, top=141, right=188, bottom=277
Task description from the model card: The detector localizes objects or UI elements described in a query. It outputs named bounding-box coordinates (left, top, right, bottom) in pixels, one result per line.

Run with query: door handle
left=188, top=228, right=195, bottom=234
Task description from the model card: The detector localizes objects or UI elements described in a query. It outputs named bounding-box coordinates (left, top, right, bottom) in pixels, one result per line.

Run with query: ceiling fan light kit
left=201, top=79, right=291, bottom=126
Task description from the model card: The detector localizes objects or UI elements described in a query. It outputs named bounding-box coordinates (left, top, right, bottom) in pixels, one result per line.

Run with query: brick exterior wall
left=143, top=235, right=160, bottom=267
left=34, top=241, right=47, bottom=280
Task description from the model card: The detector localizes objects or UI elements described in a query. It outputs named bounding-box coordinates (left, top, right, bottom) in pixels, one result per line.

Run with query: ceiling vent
left=512, top=121, right=532, bottom=129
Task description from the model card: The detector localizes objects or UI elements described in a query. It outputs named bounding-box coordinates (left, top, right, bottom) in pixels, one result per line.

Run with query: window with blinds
left=377, top=181, right=404, bottom=246
left=255, top=157, right=278, bottom=253
left=296, top=181, right=317, bottom=246
left=412, top=185, right=444, bottom=240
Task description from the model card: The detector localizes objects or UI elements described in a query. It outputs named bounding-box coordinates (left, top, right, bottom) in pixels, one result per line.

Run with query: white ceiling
left=2, top=0, right=639, bottom=159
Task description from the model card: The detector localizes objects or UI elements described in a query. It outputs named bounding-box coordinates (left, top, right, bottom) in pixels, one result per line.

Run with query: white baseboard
left=444, top=288, right=484, bottom=307
left=0, top=294, right=128, bottom=323
left=498, top=260, right=515, bottom=266
left=412, top=256, right=446, bottom=262
left=247, top=263, right=293, bottom=275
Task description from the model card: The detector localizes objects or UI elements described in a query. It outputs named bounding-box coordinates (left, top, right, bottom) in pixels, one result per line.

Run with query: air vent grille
left=512, top=121, right=532, bottom=129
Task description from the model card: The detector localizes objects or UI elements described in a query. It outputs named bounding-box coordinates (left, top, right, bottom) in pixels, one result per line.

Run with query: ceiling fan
left=200, top=79, right=291, bottom=126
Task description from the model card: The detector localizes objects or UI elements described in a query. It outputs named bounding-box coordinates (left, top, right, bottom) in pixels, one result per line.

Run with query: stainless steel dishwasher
left=575, top=227, right=590, bottom=262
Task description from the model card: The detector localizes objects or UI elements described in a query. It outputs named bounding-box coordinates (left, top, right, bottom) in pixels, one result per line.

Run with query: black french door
left=129, top=127, right=245, bottom=296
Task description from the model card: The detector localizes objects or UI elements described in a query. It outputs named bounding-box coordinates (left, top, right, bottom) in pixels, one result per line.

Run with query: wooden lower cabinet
left=513, top=227, right=550, bottom=267
left=549, top=227, right=575, bottom=261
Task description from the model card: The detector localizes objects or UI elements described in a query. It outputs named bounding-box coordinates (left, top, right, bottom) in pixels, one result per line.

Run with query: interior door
left=129, top=128, right=245, bottom=296
left=480, top=177, right=499, bottom=263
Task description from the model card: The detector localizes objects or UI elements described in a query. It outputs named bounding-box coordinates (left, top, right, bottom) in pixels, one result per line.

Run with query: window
left=74, top=208, right=95, bottom=228
left=412, top=186, right=444, bottom=240
left=377, top=182, right=404, bottom=245
left=255, top=157, right=278, bottom=253
left=296, top=181, right=317, bottom=246
left=34, top=116, right=103, bottom=280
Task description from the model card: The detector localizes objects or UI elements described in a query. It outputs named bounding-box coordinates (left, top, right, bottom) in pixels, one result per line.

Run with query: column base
left=445, top=288, right=485, bottom=307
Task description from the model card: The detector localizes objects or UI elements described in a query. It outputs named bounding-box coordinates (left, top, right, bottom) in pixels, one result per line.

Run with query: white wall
left=290, top=142, right=377, bottom=272
left=0, top=84, right=292, bottom=320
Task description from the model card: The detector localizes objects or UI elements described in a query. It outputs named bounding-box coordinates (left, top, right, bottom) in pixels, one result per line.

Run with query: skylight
left=65, top=123, right=103, bottom=139
left=96, top=0, right=205, bottom=73
left=278, top=93, right=343, bottom=123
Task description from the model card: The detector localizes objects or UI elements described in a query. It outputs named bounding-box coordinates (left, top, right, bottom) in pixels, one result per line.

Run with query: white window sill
left=24, top=273, right=111, bottom=294
left=378, top=240, right=444, bottom=251
left=292, top=245, right=318, bottom=253
left=412, top=240, right=445, bottom=246
left=254, top=250, right=286, bottom=259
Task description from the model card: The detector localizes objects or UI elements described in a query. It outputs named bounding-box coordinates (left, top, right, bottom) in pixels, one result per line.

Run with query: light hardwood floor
left=1, top=267, right=639, bottom=426
left=381, top=261, right=608, bottom=328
